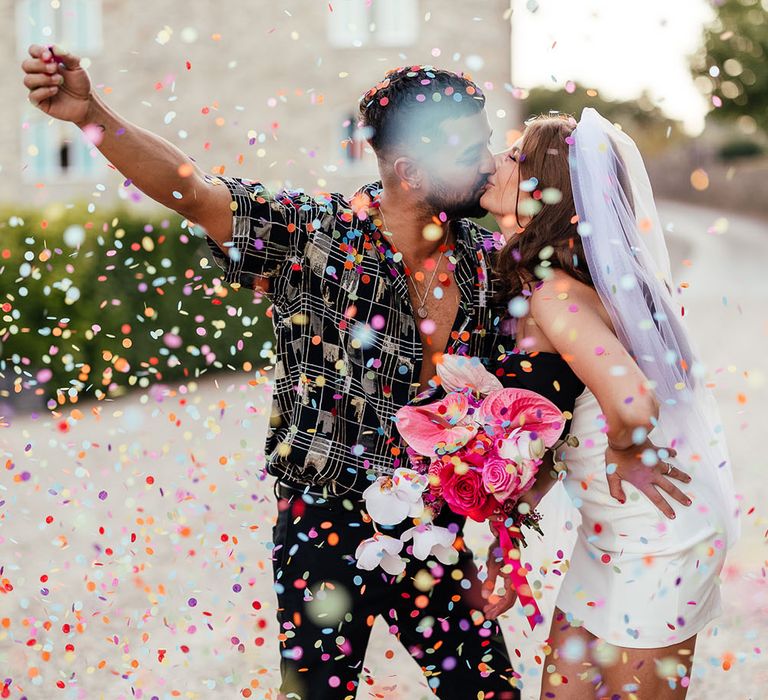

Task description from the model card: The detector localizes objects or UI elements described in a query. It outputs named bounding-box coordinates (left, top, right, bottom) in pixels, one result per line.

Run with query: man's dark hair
left=358, top=65, right=486, bottom=155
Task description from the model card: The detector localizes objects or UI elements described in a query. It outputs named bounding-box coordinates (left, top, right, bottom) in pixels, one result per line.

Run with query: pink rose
left=481, top=456, right=522, bottom=503
left=427, top=458, right=452, bottom=494
left=441, top=464, right=497, bottom=522
left=461, top=432, right=496, bottom=468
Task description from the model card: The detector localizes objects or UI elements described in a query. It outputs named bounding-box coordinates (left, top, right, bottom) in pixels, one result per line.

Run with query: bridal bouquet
left=354, top=355, right=566, bottom=628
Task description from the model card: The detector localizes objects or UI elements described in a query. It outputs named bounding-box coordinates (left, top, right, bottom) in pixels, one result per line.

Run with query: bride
left=479, top=108, right=739, bottom=698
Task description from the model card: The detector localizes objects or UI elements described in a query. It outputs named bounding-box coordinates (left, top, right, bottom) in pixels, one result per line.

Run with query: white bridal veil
left=569, top=107, right=740, bottom=546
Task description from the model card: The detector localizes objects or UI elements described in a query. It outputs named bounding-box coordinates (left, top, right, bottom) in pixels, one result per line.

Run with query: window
left=16, top=0, right=103, bottom=59
left=341, top=113, right=366, bottom=163
left=17, top=0, right=104, bottom=183
left=21, top=116, right=102, bottom=183
left=330, top=112, right=376, bottom=176
left=327, top=0, right=419, bottom=48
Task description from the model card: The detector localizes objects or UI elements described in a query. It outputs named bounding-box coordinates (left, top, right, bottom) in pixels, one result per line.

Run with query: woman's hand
left=481, top=531, right=518, bottom=620
left=605, top=440, right=692, bottom=519
left=480, top=468, right=551, bottom=621
left=481, top=510, right=525, bottom=620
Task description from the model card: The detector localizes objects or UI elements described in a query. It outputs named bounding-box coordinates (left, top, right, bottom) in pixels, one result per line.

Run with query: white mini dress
left=554, top=387, right=728, bottom=648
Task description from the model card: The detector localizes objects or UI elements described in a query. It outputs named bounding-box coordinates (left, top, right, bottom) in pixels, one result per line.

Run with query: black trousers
left=270, top=482, right=521, bottom=700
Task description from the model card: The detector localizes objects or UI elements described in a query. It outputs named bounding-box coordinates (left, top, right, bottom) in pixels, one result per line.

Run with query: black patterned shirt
left=204, top=177, right=512, bottom=497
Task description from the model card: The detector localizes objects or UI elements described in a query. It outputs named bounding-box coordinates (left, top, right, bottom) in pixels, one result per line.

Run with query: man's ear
left=392, top=156, right=423, bottom=191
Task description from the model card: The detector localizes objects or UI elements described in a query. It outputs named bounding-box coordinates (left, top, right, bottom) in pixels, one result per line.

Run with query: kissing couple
left=23, top=47, right=739, bottom=699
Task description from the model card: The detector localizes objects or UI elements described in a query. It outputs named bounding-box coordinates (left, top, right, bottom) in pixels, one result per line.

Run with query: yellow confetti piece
left=691, top=168, right=709, bottom=191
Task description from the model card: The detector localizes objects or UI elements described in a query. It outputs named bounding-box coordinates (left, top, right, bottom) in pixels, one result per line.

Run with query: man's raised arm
left=21, top=44, right=231, bottom=247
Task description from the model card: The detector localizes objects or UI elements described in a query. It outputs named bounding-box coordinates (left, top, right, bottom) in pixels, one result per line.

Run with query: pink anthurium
left=436, top=354, right=504, bottom=394
left=396, top=392, right=477, bottom=457
left=479, top=388, right=564, bottom=446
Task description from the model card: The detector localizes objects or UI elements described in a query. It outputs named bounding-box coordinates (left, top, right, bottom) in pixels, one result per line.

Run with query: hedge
left=0, top=203, right=274, bottom=410
left=717, top=138, right=766, bottom=161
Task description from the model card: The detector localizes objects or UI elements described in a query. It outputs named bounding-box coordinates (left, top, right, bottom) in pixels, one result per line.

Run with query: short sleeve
left=203, top=175, right=312, bottom=288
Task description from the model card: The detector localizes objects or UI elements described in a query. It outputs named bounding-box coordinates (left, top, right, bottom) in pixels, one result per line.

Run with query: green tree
left=518, top=84, right=686, bottom=154
left=691, top=0, right=768, bottom=134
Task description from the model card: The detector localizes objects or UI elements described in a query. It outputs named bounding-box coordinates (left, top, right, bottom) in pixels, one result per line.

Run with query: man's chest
left=278, top=222, right=503, bottom=348
left=296, top=236, right=492, bottom=350
left=406, top=274, right=462, bottom=390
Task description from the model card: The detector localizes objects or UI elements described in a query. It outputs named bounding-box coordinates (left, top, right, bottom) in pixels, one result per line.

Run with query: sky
left=510, top=0, right=716, bottom=133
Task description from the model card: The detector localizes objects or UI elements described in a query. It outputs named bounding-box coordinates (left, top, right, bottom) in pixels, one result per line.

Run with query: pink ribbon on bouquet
left=491, top=520, right=542, bottom=630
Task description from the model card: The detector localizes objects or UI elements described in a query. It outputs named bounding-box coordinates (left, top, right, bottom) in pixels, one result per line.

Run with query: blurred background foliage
left=691, top=0, right=768, bottom=136
left=517, top=83, right=688, bottom=155
left=0, top=205, right=273, bottom=411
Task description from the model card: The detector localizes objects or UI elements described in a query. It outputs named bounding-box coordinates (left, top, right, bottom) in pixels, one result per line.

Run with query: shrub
left=717, top=139, right=765, bottom=161
left=0, top=203, right=274, bottom=410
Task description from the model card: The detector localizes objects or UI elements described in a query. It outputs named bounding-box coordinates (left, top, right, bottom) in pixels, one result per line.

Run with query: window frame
left=326, top=0, right=419, bottom=48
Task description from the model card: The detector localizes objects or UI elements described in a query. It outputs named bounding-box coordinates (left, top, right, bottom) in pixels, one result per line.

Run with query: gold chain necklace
left=377, top=205, right=448, bottom=319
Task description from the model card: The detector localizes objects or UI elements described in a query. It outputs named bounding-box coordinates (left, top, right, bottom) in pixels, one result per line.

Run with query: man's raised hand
left=22, top=44, right=92, bottom=125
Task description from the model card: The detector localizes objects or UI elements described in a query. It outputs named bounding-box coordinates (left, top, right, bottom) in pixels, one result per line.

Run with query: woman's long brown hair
left=493, top=114, right=593, bottom=303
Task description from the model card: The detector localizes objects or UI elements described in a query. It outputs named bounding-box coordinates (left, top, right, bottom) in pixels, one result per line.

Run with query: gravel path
left=1, top=201, right=765, bottom=699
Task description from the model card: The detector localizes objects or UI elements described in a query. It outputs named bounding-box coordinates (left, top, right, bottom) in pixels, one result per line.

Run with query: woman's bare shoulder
left=530, top=269, right=600, bottom=306
left=529, top=268, right=613, bottom=330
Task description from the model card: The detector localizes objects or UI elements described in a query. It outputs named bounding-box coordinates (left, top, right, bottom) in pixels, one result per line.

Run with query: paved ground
left=1, top=201, right=766, bottom=699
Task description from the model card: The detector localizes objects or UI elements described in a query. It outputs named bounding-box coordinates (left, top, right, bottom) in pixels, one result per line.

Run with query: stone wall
left=2, top=0, right=516, bottom=209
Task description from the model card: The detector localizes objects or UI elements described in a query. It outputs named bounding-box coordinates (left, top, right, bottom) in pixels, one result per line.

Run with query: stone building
left=2, top=0, right=516, bottom=208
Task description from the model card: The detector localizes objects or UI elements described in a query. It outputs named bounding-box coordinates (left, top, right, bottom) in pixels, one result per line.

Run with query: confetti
left=5, top=13, right=763, bottom=699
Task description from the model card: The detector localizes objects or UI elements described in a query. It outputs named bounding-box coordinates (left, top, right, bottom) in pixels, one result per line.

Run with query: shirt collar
left=352, top=181, right=479, bottom=255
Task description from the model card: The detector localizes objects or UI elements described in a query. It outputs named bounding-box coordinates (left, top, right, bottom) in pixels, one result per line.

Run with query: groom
left=22, top=47, right=519, bottom=699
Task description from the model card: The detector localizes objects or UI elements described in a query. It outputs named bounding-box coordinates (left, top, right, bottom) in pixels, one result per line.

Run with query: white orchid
left=354, top=534, right=407, bottom=575
left=362, top=467, right=429, bottom=526
left=498, top=427, right=546, bottom=463
left=436, top=354, right=503, bottom=395
left=400, top=523, right=459, bottom=565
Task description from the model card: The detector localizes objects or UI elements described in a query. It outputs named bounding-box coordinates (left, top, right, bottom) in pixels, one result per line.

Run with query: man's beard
left=425, top=177, right=488, bottom=219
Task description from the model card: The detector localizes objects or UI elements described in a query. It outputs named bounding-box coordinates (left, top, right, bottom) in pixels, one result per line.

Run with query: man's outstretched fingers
left=23, top=73, right=60, bottom=90
left=21, top=57, right=56, bottom=75
left=49, top=47, right=82, bottom=70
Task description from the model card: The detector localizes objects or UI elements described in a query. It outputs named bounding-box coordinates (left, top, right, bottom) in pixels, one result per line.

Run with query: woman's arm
left=529, top=271, right=691, bottom=518
left=481, top=452, right=562, bottom=619
left=529, top=274, right=659, bottom=446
